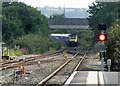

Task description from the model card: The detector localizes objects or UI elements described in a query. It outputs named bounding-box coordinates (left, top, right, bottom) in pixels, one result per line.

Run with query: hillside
left=37, top=6, right=89, bottom=18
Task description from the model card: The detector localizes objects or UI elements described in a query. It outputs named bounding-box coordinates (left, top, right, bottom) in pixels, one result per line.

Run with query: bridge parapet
left=48, top=18, right=91, bottom=29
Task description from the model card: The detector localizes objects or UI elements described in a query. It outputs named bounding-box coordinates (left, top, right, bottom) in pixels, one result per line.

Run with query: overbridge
left=48, top=18, right=91, bottom=30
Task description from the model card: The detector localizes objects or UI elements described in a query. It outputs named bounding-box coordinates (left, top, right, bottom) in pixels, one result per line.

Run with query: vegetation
left=9, top=45, right=23, bottom=56
left=12, top=34, right=64, bottom=54
left=88, top=2, right=120, bottom=43
left=2, top=45, right=23, bottom=57
left=88, top=2, right=120, bottom=70
left=2, top=2, right=50, bottom=44
left=2, top=2, right=94, bottom=56
left=50, top=14, right=64, bottom=18
left=51, top=29, right=94, bottom=47
left=106, top=19, right=120, bottom=71
left=2, top=2, right=64, bottom=55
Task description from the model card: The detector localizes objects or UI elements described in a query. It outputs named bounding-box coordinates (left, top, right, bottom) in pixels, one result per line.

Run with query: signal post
left=97, top=24, right=107, bottom=71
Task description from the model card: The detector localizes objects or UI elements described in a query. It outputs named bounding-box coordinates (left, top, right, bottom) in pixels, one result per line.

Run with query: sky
left=18, top=0, right=95, bottom=9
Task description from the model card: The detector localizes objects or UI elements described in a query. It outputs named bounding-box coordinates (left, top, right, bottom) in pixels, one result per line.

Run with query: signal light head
left=97, top=34, right=107, bottom=41
left=99, top=34, right=105, bottom=41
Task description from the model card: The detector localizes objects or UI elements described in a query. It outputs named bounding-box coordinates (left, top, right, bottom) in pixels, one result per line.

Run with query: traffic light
left=97, top=34, right=107, bottom=41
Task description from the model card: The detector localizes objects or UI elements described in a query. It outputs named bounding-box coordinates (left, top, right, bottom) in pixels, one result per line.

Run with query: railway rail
left=0, top=47, right=91, bottom=85
left=0, top=50, right=64, bottom=70
left=36, top=47, right=91, bottom=86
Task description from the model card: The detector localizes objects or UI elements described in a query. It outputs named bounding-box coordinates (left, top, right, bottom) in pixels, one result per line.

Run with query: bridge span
left=48, top=18, right=91, bottom=30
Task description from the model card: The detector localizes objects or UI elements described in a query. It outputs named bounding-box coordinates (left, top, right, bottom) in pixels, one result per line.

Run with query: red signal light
left=97, top=34, right=107, bottom=41
left=99, top=34, right=105, bottom=41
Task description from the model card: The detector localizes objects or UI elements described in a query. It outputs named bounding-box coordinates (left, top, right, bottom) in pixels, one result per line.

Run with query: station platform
left=64, top=71, right=120, bottom=86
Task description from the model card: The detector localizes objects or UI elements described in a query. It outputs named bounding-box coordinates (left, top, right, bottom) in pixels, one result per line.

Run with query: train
left=50, top=34, right=78, bottom=47
left=68, top=34, right=78, bottom=47
left=50, top=34, right=69, bottom=43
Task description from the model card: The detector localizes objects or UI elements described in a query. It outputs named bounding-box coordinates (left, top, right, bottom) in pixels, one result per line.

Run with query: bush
left=9, top=45, right=23, bottom=56
left=106, top=19, right=120, bottom=71
left=12, top=34, right=65, bottom=54
left=51, top=29, right=94, bottom=48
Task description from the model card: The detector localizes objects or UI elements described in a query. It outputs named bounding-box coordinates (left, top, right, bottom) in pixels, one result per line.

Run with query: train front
left=69, top=34, right=78, bottom=46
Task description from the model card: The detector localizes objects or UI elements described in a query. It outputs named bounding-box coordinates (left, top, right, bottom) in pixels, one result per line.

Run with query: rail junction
left=0, top=47, right=120, bottom=86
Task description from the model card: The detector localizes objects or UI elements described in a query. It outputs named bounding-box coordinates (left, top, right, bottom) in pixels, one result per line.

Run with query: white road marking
left=63, top=71, right=77, bottom=86
left=99, top=71, right=105, bottom=86
left=86, top=71, right=98, bottom=84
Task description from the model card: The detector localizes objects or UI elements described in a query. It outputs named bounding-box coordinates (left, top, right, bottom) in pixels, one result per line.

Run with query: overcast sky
left=18, top=0, right=95, bottom=9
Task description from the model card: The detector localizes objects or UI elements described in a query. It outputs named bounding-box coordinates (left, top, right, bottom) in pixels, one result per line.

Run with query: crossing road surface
left=103, top=72, right=119, bottom=86
left=64, top=71, right=120, bottom=86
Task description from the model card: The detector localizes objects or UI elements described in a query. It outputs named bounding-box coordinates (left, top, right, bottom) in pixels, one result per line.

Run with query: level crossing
left=64, top=71, right=119, bottom=86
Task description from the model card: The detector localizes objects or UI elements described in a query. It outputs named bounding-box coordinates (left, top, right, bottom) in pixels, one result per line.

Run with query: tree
left=2, top=2, right=50, bottom=43
left=50, top=14, right=64, bottom=18
left=88, top=2, right=119, bottom=43
left=106, top=19, right=120, bottom=70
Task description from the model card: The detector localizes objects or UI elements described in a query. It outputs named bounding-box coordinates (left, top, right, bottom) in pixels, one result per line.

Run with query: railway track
left=36, top=47, right=91, bottom=86
left=0, top=47, right=91, bottom=84
left=0, top=50, right=64, bottom=70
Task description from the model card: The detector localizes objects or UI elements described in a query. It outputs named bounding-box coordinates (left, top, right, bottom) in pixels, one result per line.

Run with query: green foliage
left=2, top=2, right=65, bottom=55
left=88, top=2, right=119, bottom=28
left=12, top=34, right=65, bottom=54
left=88, top=2, right=120, bottom=70
left=2, top=2, right=50, bottom=43
left=9, top=49, right=20, bottom=56
left=8, top=45, right=29, bottom=56
left=2, top=47, right=8, bottom=56
left=88, top=2, right=119, bottom=43
left=8, top=45, right=22, bottom=56
left=50, top=14, right=64, bottom=18
left=106, top=19, right=120, bottom=71
left=52, top=29, right=94, bottom=47
left=48, top=47, right=56, bottom=52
